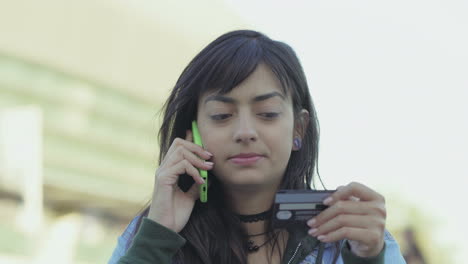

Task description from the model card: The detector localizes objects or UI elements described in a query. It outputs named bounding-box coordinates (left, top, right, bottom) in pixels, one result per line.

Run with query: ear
left=292, top=109, right=310, bottom=151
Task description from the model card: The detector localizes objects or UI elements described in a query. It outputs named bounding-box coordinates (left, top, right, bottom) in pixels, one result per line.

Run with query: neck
left=224, top=184, right=277, bottom=214
left=223, top=183, right=279, bottom=235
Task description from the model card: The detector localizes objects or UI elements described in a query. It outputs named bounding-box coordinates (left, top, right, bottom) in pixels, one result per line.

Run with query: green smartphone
left=192, top=121, right=208, bottom=203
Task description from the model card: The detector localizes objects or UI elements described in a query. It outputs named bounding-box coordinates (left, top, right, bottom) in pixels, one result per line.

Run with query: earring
left=293, top=137, right=302, bottom=150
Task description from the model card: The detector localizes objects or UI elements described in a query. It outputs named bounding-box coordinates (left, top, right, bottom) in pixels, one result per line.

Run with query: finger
left=336, top=186, right=360, bottom=201
left=309, top=214, right=383, bottom=237
left=308, top=200, right=370, bottom=228
left=158, top=159, right=205, bottom=186
left=185, top=129, right=193, bottom=141
left=316, top=226, right=383, bottom=247
left=175, top=159, right=205, bottom=185
left=166, top=136, right=213, bottom=162
left=164, top=145, right=214, bottom=170
left=324, top=182, right=384, bottom=205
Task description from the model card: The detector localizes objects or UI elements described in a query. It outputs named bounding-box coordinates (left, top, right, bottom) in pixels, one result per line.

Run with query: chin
left=222, top=174, right=276, bottom=189
left=226, top=176, right=263, bottom=185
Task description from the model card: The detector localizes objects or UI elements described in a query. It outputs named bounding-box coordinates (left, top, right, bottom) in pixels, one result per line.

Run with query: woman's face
left=197, top=64, right=298, bottom=189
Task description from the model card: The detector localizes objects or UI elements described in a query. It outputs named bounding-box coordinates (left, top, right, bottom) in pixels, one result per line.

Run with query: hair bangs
left=198, top=38, right=263, bottom=96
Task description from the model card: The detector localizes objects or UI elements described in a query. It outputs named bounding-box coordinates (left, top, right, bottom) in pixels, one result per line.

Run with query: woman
left=109, top=30, right=406, bottom=264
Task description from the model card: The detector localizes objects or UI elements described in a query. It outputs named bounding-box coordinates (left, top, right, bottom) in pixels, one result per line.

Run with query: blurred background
left=0, top=0, right=466, bottom=263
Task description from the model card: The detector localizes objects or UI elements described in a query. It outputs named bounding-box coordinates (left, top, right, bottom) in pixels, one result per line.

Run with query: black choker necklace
left=235, top=208, right=273, bottom=223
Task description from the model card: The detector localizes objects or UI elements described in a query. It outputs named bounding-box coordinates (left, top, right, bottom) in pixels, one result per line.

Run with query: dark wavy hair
left=127, top=30, right=324, bottom=263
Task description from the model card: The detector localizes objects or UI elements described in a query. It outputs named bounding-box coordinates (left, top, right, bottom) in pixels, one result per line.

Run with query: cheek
left=269, top=130, right=294, bottom=161
left=198, top=126, right=224, bottom=156
left=273, top=118, right=295, bottom=147
left=204, top=138, right=221, bottom=158
left=262, top=120, right=294, bottom=159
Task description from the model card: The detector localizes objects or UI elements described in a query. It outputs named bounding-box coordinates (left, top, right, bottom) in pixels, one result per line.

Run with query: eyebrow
left=204, top=91, right=285, bottom=105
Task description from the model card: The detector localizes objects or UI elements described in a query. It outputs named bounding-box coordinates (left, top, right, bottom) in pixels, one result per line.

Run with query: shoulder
left=107, top=214, right=142, bottom=264
left=121, top=214, right=142, bottom=242
left=299, top=230, right=406, bottom=264
left=382, top=230, right=407, bottom=263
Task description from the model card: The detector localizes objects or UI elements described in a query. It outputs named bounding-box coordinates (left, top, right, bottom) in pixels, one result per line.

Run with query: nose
left=233, top=113, right=258, bottom=144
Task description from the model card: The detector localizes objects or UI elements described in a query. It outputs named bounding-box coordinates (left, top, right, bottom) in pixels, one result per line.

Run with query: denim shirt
left=108, top=215, right=406, bottom=264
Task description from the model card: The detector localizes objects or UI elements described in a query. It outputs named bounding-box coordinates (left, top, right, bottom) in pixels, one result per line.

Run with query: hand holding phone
left=147, top=122, right=212, bottom=232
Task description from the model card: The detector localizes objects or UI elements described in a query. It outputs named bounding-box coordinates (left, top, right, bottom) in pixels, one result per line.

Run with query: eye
left=258, top=112, right=280, bottom=119
left=210, top=114, right=232, bottom=121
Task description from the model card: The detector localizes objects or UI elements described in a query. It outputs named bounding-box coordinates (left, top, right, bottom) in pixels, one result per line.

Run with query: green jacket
left=116, top=217, right=388, bottom=264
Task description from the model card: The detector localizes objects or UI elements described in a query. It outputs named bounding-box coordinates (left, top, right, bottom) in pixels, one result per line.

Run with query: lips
left=229, top=153, right=264, bottom=165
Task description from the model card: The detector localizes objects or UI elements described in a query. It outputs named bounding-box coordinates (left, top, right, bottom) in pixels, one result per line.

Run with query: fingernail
left=205, top=151, right=213, bottom=156
left=204, top=161, right=214, bottom=166
left=308, top=228, right=318, bottom=235
left=307, top=218, right=316, bottom=226
left=323, top=197, right=333, bottom=205
left=317, top=235, right=326, bottom=241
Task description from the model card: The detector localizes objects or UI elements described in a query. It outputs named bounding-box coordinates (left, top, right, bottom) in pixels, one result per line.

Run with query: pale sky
left=226, top=0, right=468, bottom=262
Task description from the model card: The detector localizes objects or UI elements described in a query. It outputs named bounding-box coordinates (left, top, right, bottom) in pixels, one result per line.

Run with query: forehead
left=200, top=64, right=290, bottom=102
